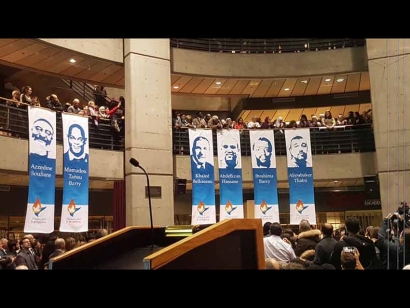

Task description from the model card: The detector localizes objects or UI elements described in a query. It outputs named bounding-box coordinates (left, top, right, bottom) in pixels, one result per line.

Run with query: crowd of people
left=173, top=109, right=372, bottom=131
left=0, top=229, right=108, bottom=270
left=0, top=84, right=125, bottom=142
left=263, top=208, right=410, bottom=270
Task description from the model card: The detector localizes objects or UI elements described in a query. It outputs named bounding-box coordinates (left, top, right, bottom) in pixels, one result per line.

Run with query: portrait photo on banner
left=250, top=130, right=276, bottom=169
left=190, top=131, right=214, bottom=173
left=217, top=129, right=241, bottom=169
left=29, top=107, right=56, bottom=160
left=63, top=120, right=89, bottom=164
left=285, top=129, right=312, bottom=168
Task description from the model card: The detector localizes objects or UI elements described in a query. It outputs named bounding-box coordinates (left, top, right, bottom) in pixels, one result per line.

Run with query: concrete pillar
left=367, top=39, right=410, bottom=217
left=124, top=39, right=174, bottom=227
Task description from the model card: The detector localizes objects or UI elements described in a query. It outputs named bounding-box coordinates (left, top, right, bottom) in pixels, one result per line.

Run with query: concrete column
left=367, top=39, right=410, bottom=216
left=124, top=39, right=174, bottom=227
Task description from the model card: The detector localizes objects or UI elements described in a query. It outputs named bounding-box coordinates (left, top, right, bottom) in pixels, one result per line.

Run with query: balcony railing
left=0, top=102, right=122, bottom=151
left=170, top=38, right=366, bottom=54
left=173, top=125, right=375, bottom=156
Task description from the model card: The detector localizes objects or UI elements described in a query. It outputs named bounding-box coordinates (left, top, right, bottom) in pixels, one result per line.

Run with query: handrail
left=0, top=98, right=123, bottom=151
left=170, top=38, right=366, bottom=54
left=172, top=125, right=376, bottom=156
left=61, top=79, right=112, bottom=106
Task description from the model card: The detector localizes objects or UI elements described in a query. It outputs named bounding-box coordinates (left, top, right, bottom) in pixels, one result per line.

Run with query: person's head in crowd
left=345, top=217, right=360, bottom=235
left=341, top=249, right=357, bottom=270
left=270, top=222, right=282, bottom=236
left=321, top=223, right=333, bottom=237
left=263, top=222, right=272, bottom=237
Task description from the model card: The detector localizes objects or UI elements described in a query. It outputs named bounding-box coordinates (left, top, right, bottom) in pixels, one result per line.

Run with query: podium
left=143, top=219, right=265, bottom=270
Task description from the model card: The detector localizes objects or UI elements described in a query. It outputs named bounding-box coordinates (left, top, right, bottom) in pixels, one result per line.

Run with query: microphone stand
left=137, top=164, right=155, bottom=249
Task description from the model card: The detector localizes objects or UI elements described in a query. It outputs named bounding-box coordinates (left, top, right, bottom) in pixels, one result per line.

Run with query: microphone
left=129, top=158, right=155, bottom=249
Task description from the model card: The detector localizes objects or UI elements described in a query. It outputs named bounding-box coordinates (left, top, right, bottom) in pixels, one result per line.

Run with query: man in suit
left=64, top=123, right=89, bottom=164
left=14, top=237, right=37, bottom=270
left=191, top=136, right=213, bottom=174
left=288, top=135, right=311, bottom=168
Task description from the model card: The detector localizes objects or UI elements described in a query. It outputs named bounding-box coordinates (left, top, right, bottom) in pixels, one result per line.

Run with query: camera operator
left=378, top=209, right=410, bottom=269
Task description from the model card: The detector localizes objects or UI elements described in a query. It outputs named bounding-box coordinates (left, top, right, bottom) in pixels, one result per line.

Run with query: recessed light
left=284, top=88, right=290, bottom=91
left=301, top=80, right=308, bottom=84
left=334, top=180, right=338, bottom=183
left=173, top=86, right=179, bottom=89
left=215, top=81, right=222, bottom=85
left=325, top=78, right=331, bottom=82
left=304, top=44, right=308, bottom=48
left=69, top=58, right=76, bottom=63
left=336, top=78, right=344, bottom=83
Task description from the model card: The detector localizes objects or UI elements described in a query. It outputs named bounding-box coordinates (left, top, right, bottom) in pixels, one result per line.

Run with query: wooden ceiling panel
left=229, top=79, right=250, bottom=95
left=316, top=107, right=331, bottom=116
left=191, top=78, right=215, bottom=94
left=242, top=79, right=261, bottom=96
left=343, top=104, right=359, bottom=117
left=274, top=109, right=290, bottom=121
left=171, top=76, right=193, bottom=93
left=204, top=79, right=227, bottom=94
left=171, top=74, right=181, bottom=84
left=251, top=79, right=273, bottom=98
left=15, top=47, right=61, bottom=66
left=359, top=72, right=370, bottom=91
left=259, top=110, right=276, bottom=122
left=0, top=39, right=19, bottom=48
left=265, top=79, right=285, bottom=97
left=330, top=105, right=345, bottom=117
left=330, top=75, right=347, bottom=93
left=304, top=76, right=322, bottom=96
left=359, top=103, right=372, bottom=113
left=291, top=78, right=309, bottom=96
left=345, top=72, right=361, bottom=92
left=116, top=77, right=125, bottom=87
left=278, top=78, right=297, bottom=97
left=216, top=79, right=239, bottom=95
left=179, top=77, right=204, bottom=93
left=86, top=64, right=123, bottom=83
left=244, top=110, right=264, bottom=122
left=317, top=76, right=334, bottom=95
left=1, top=43, right=48, bottom=63
left=55, top=57, right=92, bottom=76
left=285, top=108, right=304, bottom=122
left=100, top=67, right=125, bottom=84
left=30, top=51, right=73, bottom=70
left=73, top=61, right=111, bottom=79
left=302, top=108, right=318, bottom=119
left=47, top=55, right=88, bottom=74
left=238, top=110, right=251, bottom=121
left=0, top=39, right=34, bottom=58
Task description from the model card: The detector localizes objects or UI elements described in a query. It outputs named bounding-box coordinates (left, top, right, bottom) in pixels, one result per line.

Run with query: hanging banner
left=60, top=113, right=89, bottom=232
left=285, top=128, right=316, bottom=224
left=189, top=129, right=216, bottom=225
left=249, top=130, right=279, bottom=224
left=217, top=129, right=244, bottom=220
left=24, top=106, right=57, bottom=233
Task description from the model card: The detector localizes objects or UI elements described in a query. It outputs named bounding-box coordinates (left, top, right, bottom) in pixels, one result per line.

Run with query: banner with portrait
left=189, top=129, right=216, bottom=225
left=285, top=128, right=316, bottom=224
left=60, top=113, right=89, bottom=232
left=249, top=130, right=279, bottom=224
left=217, top=129, right=244, bottom=220
left=24, top=106, right=57, bottom=233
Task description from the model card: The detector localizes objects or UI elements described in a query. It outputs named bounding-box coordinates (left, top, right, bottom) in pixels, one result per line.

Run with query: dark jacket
left=295, top=229, right=321, bottom=257
left=330, top=234, right=376, bottom=270
left=15, top=249, right=38, bottom=270
left=313, top=236, right=337, bottom=265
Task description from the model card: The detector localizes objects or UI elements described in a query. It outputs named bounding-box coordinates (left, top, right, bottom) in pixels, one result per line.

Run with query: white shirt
left=247, top=121, right=261, bottom=129
left=263, top=235, right=296, bottom=262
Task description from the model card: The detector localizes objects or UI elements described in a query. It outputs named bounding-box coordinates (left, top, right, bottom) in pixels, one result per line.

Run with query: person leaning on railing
left=45, top=94, right=63, bottom=112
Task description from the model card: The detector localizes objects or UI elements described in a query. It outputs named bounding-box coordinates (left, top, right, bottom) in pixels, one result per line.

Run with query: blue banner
left=217, top=129, right=244, bottom=220
left=285, top=128, right=316, bottom=224
left=60, top=113, right=89, bottom=232
left=189, top=129, right=216, bottom=225
left=24, top=107, right=57, bottom=233
left=249, top=130, right=279, bottom=224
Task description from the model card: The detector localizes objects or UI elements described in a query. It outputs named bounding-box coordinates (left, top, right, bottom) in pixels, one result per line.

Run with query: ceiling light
left=301, top=80, right=308, bottom=84
left=336, top=78, right=344, bottom=83
left=325, top=78, right=331, bottom=82
left=69, top=58, right=76, bottom=63
left=334, top=180, right=338, bottom=183
left=284, top=88, right=290, bottom=91
left=215, top=81, right=222, bottom=85
left=173, top=86, right=179, bottom=89
left=304, top=44, right=308, bottom=48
